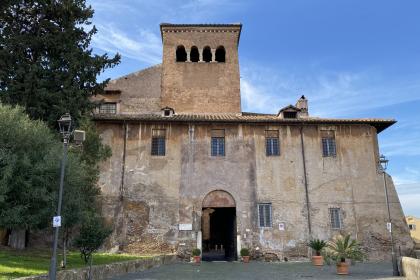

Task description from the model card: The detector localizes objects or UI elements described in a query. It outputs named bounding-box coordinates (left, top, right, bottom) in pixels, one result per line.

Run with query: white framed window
left=99, top=102, right=117, bottom=114
left=258, top=203, right=272, bottom=228
left=329, top=207, right=342, bottom=229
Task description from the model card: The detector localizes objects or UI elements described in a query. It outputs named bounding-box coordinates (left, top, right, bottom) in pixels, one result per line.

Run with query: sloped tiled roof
left=93, top=113, right=396, bottom=133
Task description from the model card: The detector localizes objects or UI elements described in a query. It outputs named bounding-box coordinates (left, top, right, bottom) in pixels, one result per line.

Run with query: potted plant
left=240, top=248, right=250, bottom=263
left=192, top=248, right=201, bottom=263
left=308, top=239, right=327, bottom=266
left=325, top=234, right=366, bottom=275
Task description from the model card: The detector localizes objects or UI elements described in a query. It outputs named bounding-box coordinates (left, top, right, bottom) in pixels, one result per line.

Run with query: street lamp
left=379, top=154, right=399, bottom=276
left=49, top=113, right=72, bottom=280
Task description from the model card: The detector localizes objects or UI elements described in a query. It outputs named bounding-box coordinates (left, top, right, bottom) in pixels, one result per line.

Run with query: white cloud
left=239, top=62, right=420, bottom=118
left=92, top=24, right=162, bottom=65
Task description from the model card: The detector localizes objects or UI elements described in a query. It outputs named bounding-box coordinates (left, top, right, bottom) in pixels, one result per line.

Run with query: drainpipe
left=300, top=126, right=312, bottom=239
left=120, top=121, right=128, bottom=200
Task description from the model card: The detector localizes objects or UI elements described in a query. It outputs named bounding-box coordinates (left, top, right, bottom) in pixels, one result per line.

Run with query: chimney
left=296, top=95, right=308, bottom=117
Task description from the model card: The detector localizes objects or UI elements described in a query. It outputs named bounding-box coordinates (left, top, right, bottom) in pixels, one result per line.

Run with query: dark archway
left=215, top=46, right=225, bottom=62
left=202, top=190, right=236, bottom=261
left=190, top=46, right=199, bottom=62
left=176, top=45, right=187, bottom=62
left=203, top=46, right=212, bottom=62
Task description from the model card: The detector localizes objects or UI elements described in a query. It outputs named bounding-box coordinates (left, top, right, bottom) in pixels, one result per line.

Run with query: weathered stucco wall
left=96, top=121, right=413, bottom=260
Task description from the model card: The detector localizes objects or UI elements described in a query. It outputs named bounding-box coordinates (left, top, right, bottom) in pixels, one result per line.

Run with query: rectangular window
left=266, top=130, right=280, bottom=156
left=283, top=111, right=297, bottom=119
left=329, top=208, right=342, bottom=229
left=258, top=203, right=272, bottom=228
left=409, top=224, right=416, bottom=231
left=151, top=129, right=166, bottom=156
left=321, top=130, right=336, bottom=157
left=211, top=129, right=225, bottom=156
left=99, top=103, right=117, bottom=114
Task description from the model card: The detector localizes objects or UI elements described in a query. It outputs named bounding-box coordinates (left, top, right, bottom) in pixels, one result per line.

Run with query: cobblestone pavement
left=110, top=261, right=405, bottom=280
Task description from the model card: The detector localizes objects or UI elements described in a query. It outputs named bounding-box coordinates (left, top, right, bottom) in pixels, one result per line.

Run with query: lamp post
left=49, top=113, right=72, bottom=280
left=379, top=154, right=399, bottom=276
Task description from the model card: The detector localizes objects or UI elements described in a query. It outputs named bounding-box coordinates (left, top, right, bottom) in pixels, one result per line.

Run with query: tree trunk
left=8, top=229, right=26, bottom=249
left=62, top=236, right=67, bottom=268
left=88, top=254, right=93, bottom=280
left=0, top=229, right=8, bottom=245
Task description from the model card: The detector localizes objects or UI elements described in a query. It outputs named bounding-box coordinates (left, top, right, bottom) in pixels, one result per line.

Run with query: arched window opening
left=176, top=45, right=187, bottom=62
left=203, top=46, right=212, bottom=62
left=215, top=46, right=225, bottom=62
left=190, top=46, right=199, bottom=62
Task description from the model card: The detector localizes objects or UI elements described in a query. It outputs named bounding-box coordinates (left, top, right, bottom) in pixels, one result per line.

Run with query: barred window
left=329, top=208, right=342, bottom=229
left=258, top=203, right=272, bottom=228
left=322, top=138, right=336, bottom=157
left=211, top=129, right=225, bottom=156
left=151, top=129, right=166, bottom=156
left=99, top=103, right=116, bottom=114
left=266, top=130, right=280, bottom=156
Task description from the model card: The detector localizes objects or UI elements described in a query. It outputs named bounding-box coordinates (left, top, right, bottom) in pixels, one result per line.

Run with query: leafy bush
left=308, top=239, right=327, bottom=256
left=192, top=248, right=201, bottom=257
left=324, top=234, right=366, bottom=264
left=73, top=215, right=112, bottom=264
left=240, top=248, right=250, bottom=256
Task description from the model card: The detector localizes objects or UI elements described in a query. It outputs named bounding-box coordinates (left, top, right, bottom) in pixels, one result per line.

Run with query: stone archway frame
left=202, top=190, right=236, bottom=208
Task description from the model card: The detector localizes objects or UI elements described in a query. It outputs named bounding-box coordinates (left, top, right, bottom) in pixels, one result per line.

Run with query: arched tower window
left=176, top=45, right=187, bottom=62
left=203, top=46, right=212, bottom=62
left=190, top=46, right=199, bottom=62
left=215, top=46, right=225, bottom=62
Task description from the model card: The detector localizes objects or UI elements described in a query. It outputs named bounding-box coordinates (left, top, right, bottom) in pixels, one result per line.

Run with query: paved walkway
left=110, top=261, right=405, bottom=280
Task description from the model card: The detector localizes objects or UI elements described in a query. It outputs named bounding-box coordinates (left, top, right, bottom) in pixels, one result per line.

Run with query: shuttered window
left=258, top=203, right=272, bottom=228
left=266, top=130, right=280, bottom=156
left=211, top=129, right=225, bottom=156
left=321, top=130, right=336, bottom=157
left=329, top=208, right=342, bottom=229
left=151, top=129, right=166, bottom=156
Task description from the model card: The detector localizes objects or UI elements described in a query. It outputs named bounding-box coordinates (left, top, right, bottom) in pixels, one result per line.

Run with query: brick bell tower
left=160, top=23, right=242, bottom=114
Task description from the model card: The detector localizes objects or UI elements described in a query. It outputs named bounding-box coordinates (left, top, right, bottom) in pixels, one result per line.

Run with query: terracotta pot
left=193, top=256, right=201, bottom=263
left=336, top=262, right=349, bottom=275
left=311, top=255, right=324, bottom=266
left=242, top=256, right=250, bottom=263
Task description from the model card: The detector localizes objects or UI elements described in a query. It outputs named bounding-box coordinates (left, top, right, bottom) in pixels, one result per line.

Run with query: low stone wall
left=17, top=254, right=177, bottom=280
left=401, top=257, right=420, bottom=280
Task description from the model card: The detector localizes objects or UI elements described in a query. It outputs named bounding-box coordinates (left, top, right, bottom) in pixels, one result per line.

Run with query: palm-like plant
left=325, top=234, right=366, bottom=264
left=308, top=239, right=327, bottom=256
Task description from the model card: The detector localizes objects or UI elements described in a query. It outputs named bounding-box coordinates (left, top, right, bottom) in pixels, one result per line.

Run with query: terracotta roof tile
left=93, top=113, right=396, bottom=133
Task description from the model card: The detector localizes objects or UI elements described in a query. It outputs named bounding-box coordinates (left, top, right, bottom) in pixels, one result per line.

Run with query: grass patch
left=0, top=248, right=150, bottom=279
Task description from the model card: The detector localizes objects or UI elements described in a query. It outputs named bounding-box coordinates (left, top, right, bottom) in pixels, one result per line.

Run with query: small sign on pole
left=53, top=216, right=61, bottom=228
left=386, top=222, right=392, bottom=232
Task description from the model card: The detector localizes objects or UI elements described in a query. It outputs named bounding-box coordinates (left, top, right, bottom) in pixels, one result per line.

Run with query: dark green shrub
left=240, top=248, right=250, bottom=257
left=192, top=248, right=201, bottom=256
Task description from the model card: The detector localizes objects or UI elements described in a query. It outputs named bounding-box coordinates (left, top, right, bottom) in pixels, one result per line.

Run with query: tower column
left=186, top=50, right=191, bottom=62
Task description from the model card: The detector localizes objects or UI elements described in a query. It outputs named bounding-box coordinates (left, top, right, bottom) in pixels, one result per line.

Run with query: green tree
left=0, top=0, right=120, bottom=128
left=74, top=214, right=112, bottom=279
left=0, top=104, right=58, bottom=248
left=0, top=104, right=108, bottom=250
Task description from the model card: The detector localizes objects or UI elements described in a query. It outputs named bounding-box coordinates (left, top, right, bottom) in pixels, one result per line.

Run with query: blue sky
left=87, top=0, right=420, bottom=217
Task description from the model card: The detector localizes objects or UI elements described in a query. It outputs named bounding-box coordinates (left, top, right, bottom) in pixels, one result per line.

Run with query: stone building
left=92, top=23, right=413, bottom=261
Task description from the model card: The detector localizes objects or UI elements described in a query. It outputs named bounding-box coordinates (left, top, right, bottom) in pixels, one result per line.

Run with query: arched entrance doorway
left=201, top=190, right=236, bottom=261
